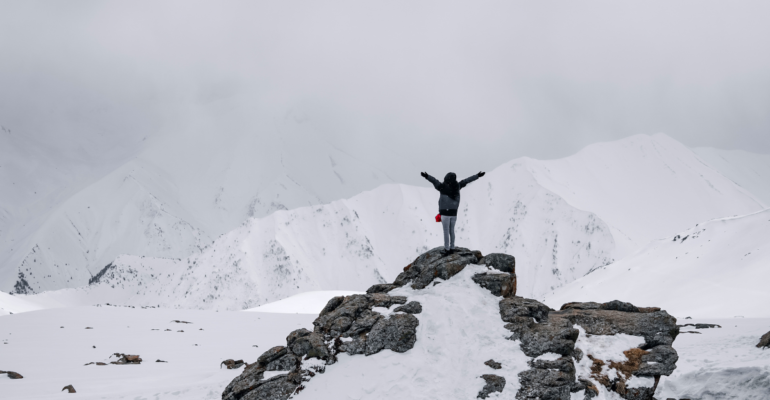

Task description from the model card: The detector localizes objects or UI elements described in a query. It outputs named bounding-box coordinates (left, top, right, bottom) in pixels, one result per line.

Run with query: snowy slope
left=15, top=134, right=767, bottom=311
left=694, top=147, right=770, bottom=207
left=545, top=209, right=770, bottom=318
left=527, top=134, right=765, bottom=257
left=5, top=133, right=765, bottom=304
left=34, top=171, right=615, bottom=310
left=0, top=112, right=418, bottom=294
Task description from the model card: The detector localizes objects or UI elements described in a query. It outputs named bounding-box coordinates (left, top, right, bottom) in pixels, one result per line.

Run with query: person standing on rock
left=420, top=171, right=485, bottom=255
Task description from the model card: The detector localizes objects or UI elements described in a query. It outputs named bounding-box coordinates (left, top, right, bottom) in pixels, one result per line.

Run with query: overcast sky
left=1, top=0, right=769, bottom=175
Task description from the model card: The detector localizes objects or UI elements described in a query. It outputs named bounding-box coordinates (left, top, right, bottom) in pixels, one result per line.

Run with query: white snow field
left=657, top=318, right=770, bottom=400
left=546, top=209, right=770, bottom=318
left=0, top=305, right=317, bottom=400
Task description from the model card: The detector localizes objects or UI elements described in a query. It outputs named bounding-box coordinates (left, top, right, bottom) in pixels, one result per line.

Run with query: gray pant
left=441, top=216, right=457, bottom=250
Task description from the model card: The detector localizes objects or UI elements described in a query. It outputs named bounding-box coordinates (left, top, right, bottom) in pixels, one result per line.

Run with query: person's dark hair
left=442, top=172, right=460, bottom=199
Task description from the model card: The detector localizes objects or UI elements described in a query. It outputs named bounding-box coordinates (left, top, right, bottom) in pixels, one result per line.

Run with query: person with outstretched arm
left=421, top=171, right=485, bottom=255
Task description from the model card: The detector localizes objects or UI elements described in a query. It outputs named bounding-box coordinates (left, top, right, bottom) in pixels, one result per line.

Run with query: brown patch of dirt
left=609, top=348, right=649, bottom=379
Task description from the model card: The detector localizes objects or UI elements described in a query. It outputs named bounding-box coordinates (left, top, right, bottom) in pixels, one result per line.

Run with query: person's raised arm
left=459, top=171, right=485, bottom=188
left=421, top=172, right=442, bottom=190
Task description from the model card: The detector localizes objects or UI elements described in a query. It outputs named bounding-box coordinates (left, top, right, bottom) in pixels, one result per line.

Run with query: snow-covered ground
left=3, top=271, right=768, bottom=399
left=0, top=306, right=317, bottom=399
left=545, top=209, right=770, bottom=318
left=658, top=317, right=770, bottom=400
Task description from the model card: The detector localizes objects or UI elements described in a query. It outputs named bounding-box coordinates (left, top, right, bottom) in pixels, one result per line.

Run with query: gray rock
left=345, top=310, right=382, bottom=336
left=319, top=296, right=344, bottom=316
left=365, top=314, right=419, bottom=355
left=340, top=333, right=368, bottom=355
left=286, top=328, right=312, bottom=347
left=314, top=295, right=373, bottom=337
left=506, top=318, right=579, bottom=358
left=549, top=309, right=677, bottom=344
left=368, top=293, right=407, bottom=308
left=480, top=253, right=516, bottom=274
left=393, top=246, right=482, bottom=289
left=289, top=332, right=329, bottom=360
left=240, top=374, right=298, bottom=400
left=222, top=363, right=266, bottom=400
left=484, top=359, right=502, bottom=369
left=394, top=301, right=423, bottom=314
left=637, top=345, right=678, bottom=376
left=472, top=272, right=517, bottom=297
left=500, top=297, right=551, bottom=323
left=366, top=284, right=400, bottom=294
left=599, top=300, right=640, bottom=313
left=517, top=357, right=575, bottom=399
left=621, top=387, right=655, bottom=400
left=257, top=346, right=287, bottom=366
left=517, top=368, right=573, bottom=400
left=570, top=379, right=599, bottom=399
left=560, top=302, right=602, bottom=311
left=757, top=331, right=770, bottom=349
left=478, top=374, right=506, bottom=399
left=265, top=354, right=299, bottom=371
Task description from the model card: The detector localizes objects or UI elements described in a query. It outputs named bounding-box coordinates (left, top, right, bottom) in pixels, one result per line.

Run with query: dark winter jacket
left=423, top=172, right=480, bottom=216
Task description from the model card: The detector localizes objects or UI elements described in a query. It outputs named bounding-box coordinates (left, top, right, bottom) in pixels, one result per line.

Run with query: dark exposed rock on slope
left=504, top=298, right=679, bottom=399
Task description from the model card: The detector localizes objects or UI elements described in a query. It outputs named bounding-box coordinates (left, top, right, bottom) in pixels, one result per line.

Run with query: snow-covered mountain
left=693, top=147, right=770, bottom=207
left=0, top=112, right=419, bottom=294
left=17, top=134, right=767, bottom=311
left=545, top=208, right=770, bottom=318
left=526, top=134, right=766, bottom=257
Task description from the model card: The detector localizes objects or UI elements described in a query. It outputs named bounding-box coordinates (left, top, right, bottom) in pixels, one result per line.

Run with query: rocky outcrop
left=478, top=253, right=516, bottom=274
left=62, top=384, right=76, bottom=393
left=393, top=247, right=483, bottom=289
left=472, top=272, right=517, bottom=297
left=221, top=246, right=676, bottom=400
left=502, top=298, right=678, bottom=399
left=223, top=291, right=422, bottom=400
